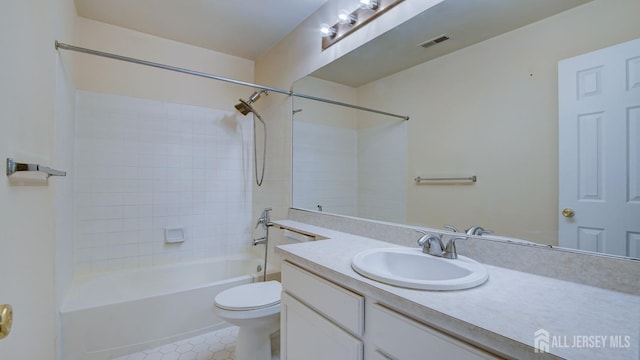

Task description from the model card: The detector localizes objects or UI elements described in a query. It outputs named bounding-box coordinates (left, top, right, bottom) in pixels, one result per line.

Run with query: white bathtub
left=61, top=255, right=267, bottom=360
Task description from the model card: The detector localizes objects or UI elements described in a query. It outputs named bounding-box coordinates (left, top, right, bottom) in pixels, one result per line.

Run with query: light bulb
left=320, top=23, right=336, bottom=37
left=338, top=9, right=357, bottom=25
left=359, top=0, right=379, bottom=10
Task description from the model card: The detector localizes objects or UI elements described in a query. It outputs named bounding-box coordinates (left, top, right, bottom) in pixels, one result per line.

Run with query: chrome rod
left=55, top=41, right=410, bottom=121
left=6, top=158, right=66, bottom=178
left=55, top=41, right=290, bottom=96
left=414, top=176, right=476, bottom=183
left=291, top=91, right=409, bottom=120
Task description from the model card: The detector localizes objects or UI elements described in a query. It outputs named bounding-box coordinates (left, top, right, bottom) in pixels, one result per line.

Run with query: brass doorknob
left=562, top=208, right=575, bottom=218
left=0, top=304, right=13, bottom=340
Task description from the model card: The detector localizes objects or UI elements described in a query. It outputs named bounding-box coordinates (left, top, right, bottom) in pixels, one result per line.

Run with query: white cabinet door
left=558, top=38, right=640, bottom=257
left=281, top=292, right=363, bottom=360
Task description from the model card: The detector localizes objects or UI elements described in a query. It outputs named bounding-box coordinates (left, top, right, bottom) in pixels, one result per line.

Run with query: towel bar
left=6, top=158, right=66, bottom=178
left=414, top=176, right=476, bottom=183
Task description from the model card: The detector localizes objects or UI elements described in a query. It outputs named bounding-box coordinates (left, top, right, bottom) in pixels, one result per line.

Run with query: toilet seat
left=215, top=281, right=281, bottom=311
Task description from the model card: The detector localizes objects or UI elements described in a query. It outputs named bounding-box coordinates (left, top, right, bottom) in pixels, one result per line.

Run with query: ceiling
left=75, top=0, right=329, bottom=60
left=311, top=0, right=592, bottom=87
left=75, top=0, right=593, bottom=80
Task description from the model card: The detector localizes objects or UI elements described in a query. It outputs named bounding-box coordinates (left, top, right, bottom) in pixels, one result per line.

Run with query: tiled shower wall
left=292, top=119, right=406, bottom=222
left=292, top=121, right=358, bottom=215
left=357, top=121, right=407, bottom=224
left=73, top=91, right=253, bottom=274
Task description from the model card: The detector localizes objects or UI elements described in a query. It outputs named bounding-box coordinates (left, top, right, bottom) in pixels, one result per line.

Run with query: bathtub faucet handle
left=255, top=208, right=273, bottom=230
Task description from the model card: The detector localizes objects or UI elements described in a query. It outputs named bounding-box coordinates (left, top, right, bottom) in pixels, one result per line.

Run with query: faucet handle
left=466, top=225, right=494, bottom=236
left=416, top=232, right=445, bottom=256
left=415, top=230, right=428, bottom=246
left=255, top=208, right=273, bottom=229
left=444, top=236, right=468, bottom=259
left=443, top=225, right=459, bottom=233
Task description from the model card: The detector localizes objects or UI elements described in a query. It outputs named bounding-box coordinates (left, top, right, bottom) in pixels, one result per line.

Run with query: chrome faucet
left=416, top=231, right=469, bottom=259
left=465, top=225, right=493, bottom=236
left=252, top=236, right=267, bottom=246
left=443, top=236, right=468, bottom=259
left=416, top=230, right=445, bottom=256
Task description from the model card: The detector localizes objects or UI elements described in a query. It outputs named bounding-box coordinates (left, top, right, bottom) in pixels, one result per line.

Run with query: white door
left=558, top=38, right=640, bottom=257
left=0, top=1, right=58, bottom=358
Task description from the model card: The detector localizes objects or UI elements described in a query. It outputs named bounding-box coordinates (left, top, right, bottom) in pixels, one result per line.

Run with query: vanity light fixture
left=321, top=0, right=404, bottom=50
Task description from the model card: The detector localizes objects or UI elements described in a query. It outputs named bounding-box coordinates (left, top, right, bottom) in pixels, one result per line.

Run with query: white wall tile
left=73, top=91, right=252, bottom=275
left=292, top=121, right=358, bottom=216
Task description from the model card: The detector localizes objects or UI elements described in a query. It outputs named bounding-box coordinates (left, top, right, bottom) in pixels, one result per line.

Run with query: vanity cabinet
left=281, top=261, right=364, bottom=360
left=281, top=260, right=501, bottom=360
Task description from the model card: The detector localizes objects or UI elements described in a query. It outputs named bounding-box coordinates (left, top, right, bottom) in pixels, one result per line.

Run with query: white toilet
left=213, top=280, right=282, bottom=360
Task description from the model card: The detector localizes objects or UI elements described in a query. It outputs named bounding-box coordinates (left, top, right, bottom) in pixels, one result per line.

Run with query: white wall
left=0, top=0, right=77, bottom=359
left=54, top=43, right=77, bottom=360
left=73, top=17, right=254, bottom=111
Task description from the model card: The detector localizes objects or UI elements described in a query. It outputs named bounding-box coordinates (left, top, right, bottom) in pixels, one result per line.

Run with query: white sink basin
left=351, top=247, right=488, bottom=291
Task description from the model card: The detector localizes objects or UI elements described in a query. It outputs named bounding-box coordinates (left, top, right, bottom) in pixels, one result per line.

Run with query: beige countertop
left=274, top=220, right=640, bottom=360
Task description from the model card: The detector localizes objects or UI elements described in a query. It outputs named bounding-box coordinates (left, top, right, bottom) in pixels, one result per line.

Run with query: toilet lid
left=214, top=281, right=282, bottom=311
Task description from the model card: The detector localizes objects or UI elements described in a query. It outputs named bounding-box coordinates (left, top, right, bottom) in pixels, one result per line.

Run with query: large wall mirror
left=292, top=0, right=640, bottom=259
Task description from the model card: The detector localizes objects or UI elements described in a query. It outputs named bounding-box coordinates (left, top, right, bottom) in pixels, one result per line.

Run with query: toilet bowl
left=214, top=280, right=281, bottom=360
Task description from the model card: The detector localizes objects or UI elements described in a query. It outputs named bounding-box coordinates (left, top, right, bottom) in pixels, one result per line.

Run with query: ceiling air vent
left=418, top=34, right=450, bottom=49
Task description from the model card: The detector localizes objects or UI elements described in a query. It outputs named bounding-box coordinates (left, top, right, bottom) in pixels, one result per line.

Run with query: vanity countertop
left=274, top=220, right=640, bottom=360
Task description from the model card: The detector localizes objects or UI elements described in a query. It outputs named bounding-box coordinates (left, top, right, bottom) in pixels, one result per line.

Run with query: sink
left=351, top=247, right=488, bottom=291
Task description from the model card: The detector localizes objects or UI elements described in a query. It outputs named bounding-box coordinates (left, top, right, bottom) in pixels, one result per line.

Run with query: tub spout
left=252, top=236, right=267, bottom=246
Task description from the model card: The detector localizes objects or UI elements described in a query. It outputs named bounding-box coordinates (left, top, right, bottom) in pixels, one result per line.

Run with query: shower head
left=234, top=99, right=254, bottom=116
left=233, top=90, right=269, bottom=187
left=235, top=90, right=267, bottom=116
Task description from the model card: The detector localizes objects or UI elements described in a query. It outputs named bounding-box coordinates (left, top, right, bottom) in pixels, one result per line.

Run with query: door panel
left=559, top=38, right=640, bottom=257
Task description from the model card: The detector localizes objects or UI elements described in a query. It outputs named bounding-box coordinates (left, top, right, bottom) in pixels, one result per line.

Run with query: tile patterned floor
left=113, top=327, right=239, bottom=360
left=113, top=327, right=280, bottom=360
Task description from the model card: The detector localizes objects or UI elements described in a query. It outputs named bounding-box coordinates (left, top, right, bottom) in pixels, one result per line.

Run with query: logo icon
left=534, top=328, right=550, bottom=353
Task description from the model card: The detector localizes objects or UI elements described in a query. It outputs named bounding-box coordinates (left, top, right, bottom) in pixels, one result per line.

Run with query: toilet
left=213, top=280, right=282, bottom=360
left=213, top=229, right=314, bottom=360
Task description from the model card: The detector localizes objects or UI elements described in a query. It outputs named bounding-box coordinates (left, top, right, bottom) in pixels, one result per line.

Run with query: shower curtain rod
left=55, top=41, right=409, bottom=121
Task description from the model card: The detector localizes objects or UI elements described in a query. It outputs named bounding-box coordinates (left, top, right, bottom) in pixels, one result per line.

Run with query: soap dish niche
left=165, top=227, right=185, bottom=243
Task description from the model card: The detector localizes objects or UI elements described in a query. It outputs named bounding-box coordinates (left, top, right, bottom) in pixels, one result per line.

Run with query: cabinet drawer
left=281, top=261, right=364, bottom=336
left=369, top=304, right=500, bottom=360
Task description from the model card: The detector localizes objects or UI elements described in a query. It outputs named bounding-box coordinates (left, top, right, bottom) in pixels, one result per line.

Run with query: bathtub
left=61, top=255, right=268, bottom=360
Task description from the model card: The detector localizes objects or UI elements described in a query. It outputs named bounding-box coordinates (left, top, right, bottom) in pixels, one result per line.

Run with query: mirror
left=293, top=77, right=408, bottom=223
left=292, top=0, right=640, bottom=259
